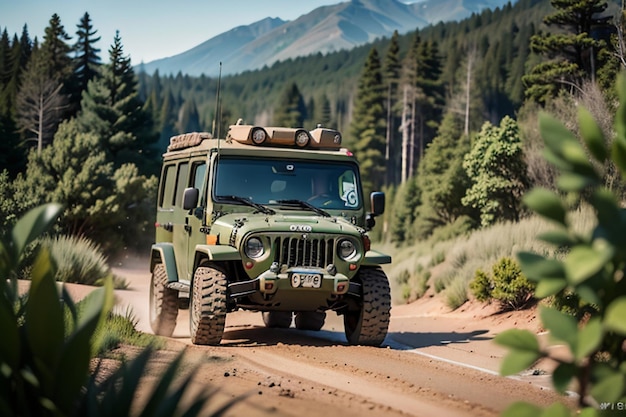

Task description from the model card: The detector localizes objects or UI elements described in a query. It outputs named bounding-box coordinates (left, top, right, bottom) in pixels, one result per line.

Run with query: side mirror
left=365, top=191, right=385, bottom=230
left=182, top=187, right=199, bottom=210
left=370, top=191, right=385, bottom=216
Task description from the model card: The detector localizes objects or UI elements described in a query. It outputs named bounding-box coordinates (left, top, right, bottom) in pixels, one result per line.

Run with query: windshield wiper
left=276, top=199, right=331, bottom=217
left=221, top=195, right=275, bottom=215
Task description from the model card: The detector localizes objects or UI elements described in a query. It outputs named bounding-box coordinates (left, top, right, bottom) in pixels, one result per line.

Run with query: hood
left=209, top=211, right=364, bottom=247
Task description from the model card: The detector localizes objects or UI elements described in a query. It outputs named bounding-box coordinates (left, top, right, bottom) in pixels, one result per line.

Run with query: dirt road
left=108, top=258, right=571, bottom=417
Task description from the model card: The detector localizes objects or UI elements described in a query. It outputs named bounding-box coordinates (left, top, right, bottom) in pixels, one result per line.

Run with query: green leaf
left=500, top=350, right=541, bottom=376
left=592, top=188, right=621, bottom=227
left=541, top=402, right=573, bottom=417
left=590, top=371, right=625, bottom=403
left=25, top=249, right=65, bottom=373
left=55, top=283, right=113, bottom=412
left=578, top=106, right=607, bottom=162
left=523, top=188, right=567, bottom=226
left=556, top=172, right=595, bottom=192
left=563, top=244, right=613, bottom=285
left=494, top=329, right=540, bottom=351
left=10, top=203, right=63, bottom=263
left=539, top=112, right=598, bottom=179
left=502, top=402, right=542, bottom=417
left=537, top=229, right=577, bottom=247
left=577, top=285, right=601, bottom=306
left=552, top=363, right=576, bottom=394
left=576, top=317, right=602, bottom=360
left=578, top=407, right=599, bottom=417
left=615, top=72, right=626, bottom=141
left=534, top=278, right=567, bottom=299
left=611, top=137, right=626, bottom=179
left=605, top=297, right=626, bottom=335
left=0, top=297, right=20, bottom=368
left=540, top=307, right=577, bottom=350
left=517, top=252, right=566, bottom=282
left=540, top=112, right=579, bottom=154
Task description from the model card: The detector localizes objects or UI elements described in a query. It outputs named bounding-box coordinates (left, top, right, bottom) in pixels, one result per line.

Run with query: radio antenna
left=213, top=62, right=223, bottom=139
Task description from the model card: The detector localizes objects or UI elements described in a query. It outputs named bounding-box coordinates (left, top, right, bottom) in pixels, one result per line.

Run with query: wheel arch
left=150, top=242, right=178, bottom=283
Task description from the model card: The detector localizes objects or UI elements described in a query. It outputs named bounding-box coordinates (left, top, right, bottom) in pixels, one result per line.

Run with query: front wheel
left=343, top=267, right=391, bottom=346
left=190, top=266, right=227, bottom=345
left=149, top=264, right=178, bottom=337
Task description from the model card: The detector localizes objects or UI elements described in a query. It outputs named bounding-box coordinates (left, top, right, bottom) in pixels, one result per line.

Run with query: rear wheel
left=343, top=267, right=391, bottom=346
left=190, top=266, right=227, bottom=345
left=295, top=311, right=326, bottom=331
left=149, top=264, right=178, bottom=336
left=262, top=311, right=293, bottom=328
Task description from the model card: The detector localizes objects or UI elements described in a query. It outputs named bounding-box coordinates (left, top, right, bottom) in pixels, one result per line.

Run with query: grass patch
left=381, top=207, right=595, bottom=309
left=39, top=235, right=128, bottom=288
left=71, top=292, right=163, bottom=355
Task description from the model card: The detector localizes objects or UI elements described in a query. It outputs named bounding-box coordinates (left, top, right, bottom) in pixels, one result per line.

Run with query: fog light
left=336, top=283, right=346, bottom=292
left=265, top=282, right=274, bottom=291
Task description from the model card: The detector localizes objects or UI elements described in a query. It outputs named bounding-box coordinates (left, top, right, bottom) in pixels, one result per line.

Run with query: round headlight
left=295, top=130, right=310, bottom=147
left=245, top=237, right=264, bottom=258
left=251, top=128, right=267, bottom=145
left=338, top=239, right=357, bottom=260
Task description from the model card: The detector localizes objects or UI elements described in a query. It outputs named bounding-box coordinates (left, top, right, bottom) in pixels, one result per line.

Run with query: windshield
left=213, top=157, right=361, bottom=210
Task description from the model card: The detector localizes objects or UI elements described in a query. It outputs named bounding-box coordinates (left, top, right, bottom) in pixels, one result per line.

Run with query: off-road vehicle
left=149, top=122, right=392, bottom=346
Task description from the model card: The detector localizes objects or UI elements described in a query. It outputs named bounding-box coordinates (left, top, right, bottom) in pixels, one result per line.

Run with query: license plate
left=290, top=273, right=322, bottom=288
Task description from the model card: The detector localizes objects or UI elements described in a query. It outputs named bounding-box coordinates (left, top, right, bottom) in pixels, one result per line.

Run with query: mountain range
left=138, top=0, right=514, bottom=77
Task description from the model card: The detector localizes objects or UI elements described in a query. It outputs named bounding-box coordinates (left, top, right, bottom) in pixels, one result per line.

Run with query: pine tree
left=178, top=98, right=201, bottom=133
left=40, top=13, right=73, bottom=83
left=523, top=0, right=612, bottom=103
left=313, top=92, right=333, bottom=128
left=462, top=116, right=529, bottom=226
left=413, top=110, right=475, bottom=237
left=71, top=12, right=101, bottom=115
left=349, top=47, right=386, bottom=196
left=77, top=31, right=157, bottom=173
left=383, top=30, right=401, bottom=186
left=273, top=82, right=306, bottom=127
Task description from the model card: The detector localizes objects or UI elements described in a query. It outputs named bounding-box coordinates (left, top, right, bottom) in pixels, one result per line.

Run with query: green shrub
left=395, top=268, right=411, bottom=285
left=469, top=257, right=534, bottom=310
left=0, top=204, right=214, bottom=417
left=444, top=276, right=468, bottom=310
left=39, top=235, right=114, bottom=286
left=469, top=269, right=492, bottom=302
left=496, top=73, right=626, bottom=416
left=415, top=270, right=431, bottom=298
left=428, top=250, right=446, bottom=267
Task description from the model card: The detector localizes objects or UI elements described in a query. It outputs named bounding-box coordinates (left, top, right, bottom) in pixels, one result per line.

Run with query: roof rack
left=167, top=132, right=212, bottom=152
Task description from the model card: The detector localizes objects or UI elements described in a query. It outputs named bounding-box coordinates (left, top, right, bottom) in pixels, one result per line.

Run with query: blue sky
left=1, top=0, right=342, bottom=63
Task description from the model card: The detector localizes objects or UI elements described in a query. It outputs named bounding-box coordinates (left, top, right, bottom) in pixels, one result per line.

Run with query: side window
left=192, top=162, right=206, bottom=192
left=173, top=162, right=189, bottom=207
left=159, top=164, right=176, bottom=209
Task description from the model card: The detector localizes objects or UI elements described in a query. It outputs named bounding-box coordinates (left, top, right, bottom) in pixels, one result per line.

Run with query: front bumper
left=228, top=268, right=350, bottom=299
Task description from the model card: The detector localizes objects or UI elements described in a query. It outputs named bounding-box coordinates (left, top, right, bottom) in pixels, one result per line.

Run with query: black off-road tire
left=190, top=266, right=228, bottom=345
left=149, top=264, right=179, bottom=337
left=343, top=267, right=391, bottom=346
left=294, top=311, right=326, bottom=331
left=262, top=311, right=293, bottom=328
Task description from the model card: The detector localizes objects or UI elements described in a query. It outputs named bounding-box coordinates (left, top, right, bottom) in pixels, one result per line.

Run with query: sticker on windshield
left=341, top=186, right=358, bottom=208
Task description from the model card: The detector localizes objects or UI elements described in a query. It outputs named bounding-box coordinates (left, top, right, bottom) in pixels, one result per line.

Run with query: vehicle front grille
left=272, top=235, right=335, bottom=268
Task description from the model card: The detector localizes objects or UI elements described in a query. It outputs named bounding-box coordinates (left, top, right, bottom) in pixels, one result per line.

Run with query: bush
left=495, top=73, right=626, bottom=416
left=469, top=257, right=534, bottom=310
left=39, top=235, right=114, bottom=286
left=0, top=204, right=214, bottom=417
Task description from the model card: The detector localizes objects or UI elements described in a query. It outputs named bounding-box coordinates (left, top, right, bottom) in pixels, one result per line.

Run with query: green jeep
left=149, top=123, right=391, bottom=346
